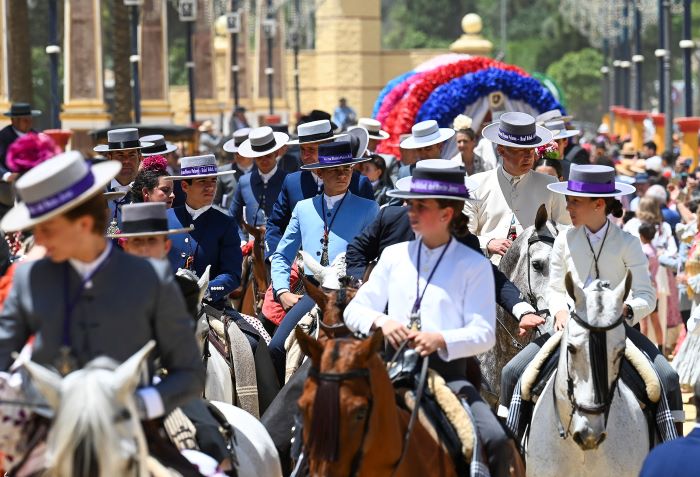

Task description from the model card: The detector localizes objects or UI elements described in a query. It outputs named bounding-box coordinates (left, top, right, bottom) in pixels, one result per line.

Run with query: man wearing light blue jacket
left=269, top=141, right=379, bottom=380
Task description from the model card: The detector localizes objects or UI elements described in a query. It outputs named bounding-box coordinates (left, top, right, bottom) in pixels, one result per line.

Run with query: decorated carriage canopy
left=373, top=54, right=565, bottom=157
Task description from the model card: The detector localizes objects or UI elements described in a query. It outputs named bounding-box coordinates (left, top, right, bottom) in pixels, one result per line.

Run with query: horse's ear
left=23, top=361, right=62, bottom=410
left=198, top=265, right=211, bottom=302
left=301, top=274, right=329, bottom=310
left=616, top=270, right=633, bottom=301
left=299, top=250, right=325, bottom=282
left=241, top=222, right=263, bottom=241
left=565, top=272, right=584, bottom=303
left=534, top=204, right=548, bottom=230
left=114, top=340, right=157, bottom=401
left=295, top=327, right=323, bottom=365
left=359, top=329, right=384, bottom=359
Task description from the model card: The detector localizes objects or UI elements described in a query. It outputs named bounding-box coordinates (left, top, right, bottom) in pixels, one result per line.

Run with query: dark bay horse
left=231, top=223, right=268, bottom=317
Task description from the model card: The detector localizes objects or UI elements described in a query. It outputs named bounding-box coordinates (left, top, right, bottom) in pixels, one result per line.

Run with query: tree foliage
left=546, top=48, right=604, bottom=122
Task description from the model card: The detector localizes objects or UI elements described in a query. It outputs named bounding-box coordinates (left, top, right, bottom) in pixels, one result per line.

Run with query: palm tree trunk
left=7, top=0, right=33, bottom=102
left=112, top=0, right=133, bottom=124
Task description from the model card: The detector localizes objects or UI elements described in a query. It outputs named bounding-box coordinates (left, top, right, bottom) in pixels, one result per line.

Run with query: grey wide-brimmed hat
left=222, top=127, right=252, bottom=153
left=94, top=128, right=153, bottom=153
left=340, top=126, right=369, bottom=158
left=481, top=112, right=553, bottom=148
left=236, top=126, right=289, bottom=158
left=547, top=164, right=636, bottom=197
left=400, top=120, right=455, bottom=150
left=387, top=159, right=478, bottom=202
left=164, top=154, right=236, bottom=180
left=1, top=152, right=121, bottom=232
left=3, top=102, right=41, bottom=117
left=544, top=119, right=580, bottom=140
left=300, top=141, right=370, bottom=171
left=352, top=117, right=389, bottom=140
left=103, top=190, right=127, bottom=201
left=535, top=109, right=573, bottom=124
left=107, top=202, right=192, bottom=238
left=287, top=120, right=346, bottom=145
left=140, top=134, right=178, bottom=157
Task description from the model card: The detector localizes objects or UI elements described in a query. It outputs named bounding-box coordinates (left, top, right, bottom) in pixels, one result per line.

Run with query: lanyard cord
left=412, top=238, right=452, bottom=313
left=320, top=193, right=349, bottom=265
left=584, top=221, right=610, bottom=280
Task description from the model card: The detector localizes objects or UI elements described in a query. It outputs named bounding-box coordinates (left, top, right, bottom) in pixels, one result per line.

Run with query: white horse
left=525, top=272, right=650, bottom=477
left=23, top=341, right=281, bottom=477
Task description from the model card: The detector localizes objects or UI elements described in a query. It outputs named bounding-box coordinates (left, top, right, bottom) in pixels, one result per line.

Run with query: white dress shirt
left=109, top=178, right=131, bottom=193
left=69, top=241, right=113, bottom=285
left=323, top=192, right=346, bottom=209
left=259, top=165, right=278, bottom=184
left=344, top=239, right=496, bottom=361
left=185, top=203, right=212, bottom=221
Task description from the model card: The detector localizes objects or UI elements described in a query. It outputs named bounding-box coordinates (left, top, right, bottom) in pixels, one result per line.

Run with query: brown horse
left=296, top=329, right=459, bottom=477
left=231, top=223, right=268, bottom=317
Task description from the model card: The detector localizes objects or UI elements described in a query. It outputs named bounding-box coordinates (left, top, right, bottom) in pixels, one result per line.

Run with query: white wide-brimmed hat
left=481, top=112, right=553, bottom=149
left=300, top=141, right=370, bottom=171
left=352, top=118, right=389, bottom=141
left=236, top=126, right=289, bottom=158
left=287, top=120, right=347, bottom=145
left=544, top=119, right=580, bottom=140
left=107, top=202, right=193, bottom=238
left=93, top=128, right=153, bottom=153
left=165, top=154, right=237, bottom=181
left=387, top=159, right=478, bottom=202
left=1, top=151, right=121, bottom=232
left=535, top=109, right=573, bottom=124
left=547, top=164, right=636, bottom=197
left=140, top=134, right=178, bottom=157
left=222, top=127, right=252, bottom=153
left=400, top=120, right=455, bottom=150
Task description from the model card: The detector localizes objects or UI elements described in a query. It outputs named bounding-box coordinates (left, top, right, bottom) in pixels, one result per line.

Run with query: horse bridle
left=554, top=311, right=625, bottom=439
left=306, top=366, right=373, bottom=477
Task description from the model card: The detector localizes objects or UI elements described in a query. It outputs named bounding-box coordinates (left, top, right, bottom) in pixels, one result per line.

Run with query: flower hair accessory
left=141, top=154, right=168, bottom=173
left=7, top=133, right=60, bottom=174
left=536, top=141, right=560, bottom=160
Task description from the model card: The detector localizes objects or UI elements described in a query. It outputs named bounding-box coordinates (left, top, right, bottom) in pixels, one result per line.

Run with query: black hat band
left=121, top=218, right=169, bottom=234
left=251, top=137, right=278, bottom=152
left=298, top=130, right=333, bottom=143
left=108, top=139, right=143, bottom=150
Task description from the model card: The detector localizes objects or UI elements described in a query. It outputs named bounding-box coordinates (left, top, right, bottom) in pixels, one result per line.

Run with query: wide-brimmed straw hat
left=222, top=127, right=252, bottom=153
left=106, top=202, right=192, bottom=238
left=4, top=103, right=41, bottom=118
left=544, top=119, right=580, bottom=140
left=165, top=154, right=237, bottom=181
left=236, top=126, right=289, bottom=158
left=352, top=118, right=389, bottom=141
left=400, top=120, right=455, bottom=150
left=140, top=134, right=178, bottom=157
left=547, top=164, right=636, bottom=197
left=93, top=128, right=153, bottom=153
left=1, top=151, right=121, bottom=232
left=481, top=112, right=553, bottom=149
left=287, top=120, right=346, bottom=145
left=300, top=141, right=370, bottom=171
left=387, top=159, right=478, bottom=202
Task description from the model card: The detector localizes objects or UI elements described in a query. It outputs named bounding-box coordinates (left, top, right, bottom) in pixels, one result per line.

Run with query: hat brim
left=481, top=122, right=553, bottom=148
left=400, top=128, right=455, bottom=150
left=142, top=143, right=178, bottom=157
left=300, top=156, right=370, bottom=170
left=93, top=141, right=154, bottom=153
left=103, top=190, right=127, bottom=201
left=386, top=176, right=480, bottom=203
left=236, top=132, right=290, bottom=158
left=4, top=110, right=41, bottom=117
left=164, top=168, right=237, bottom=181
left=287, top=133, right=347, bottom=145
left=547, top=181, right=636, bottom=197
left=0, top=161, right=122, bottom=233
left=107, top=224, right=194, bottom=239
left=552, top=129, right=580, bottom=140
left=350, top=125, right=390, bottom=141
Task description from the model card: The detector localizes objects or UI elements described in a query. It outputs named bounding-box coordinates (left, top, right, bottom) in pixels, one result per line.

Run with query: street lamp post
left=125, top=0, right=143, bottom=123
left=227, top=1, right=240, bottom=109
left=633, top=3, right=644, bottom=111
left=680, top=0, right=693, bottom=116
left=263, top=1, right=276, bottom=115
left=292, top=0, right=301, bottom=118
left=657, top=0, right=665, bottom=113
left=179, top=0, right=197, bottom=124
left=662, top=0, right=673, bottom=152
left=621, top=0, right=630, bottom=108
left=47, top=0, right=60, bottom=129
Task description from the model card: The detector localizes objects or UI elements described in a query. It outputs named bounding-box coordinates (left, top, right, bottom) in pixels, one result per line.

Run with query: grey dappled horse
left=479, top=204, right=557, bottom=407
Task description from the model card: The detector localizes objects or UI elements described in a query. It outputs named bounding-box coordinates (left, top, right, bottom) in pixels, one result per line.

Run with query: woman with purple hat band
left=268, top=141, right=379, bottom=382
left=500, top=164, right=683, bottom=430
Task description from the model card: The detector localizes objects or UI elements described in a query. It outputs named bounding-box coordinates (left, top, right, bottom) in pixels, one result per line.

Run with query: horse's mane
left=46, top=363, right=147, bottom=477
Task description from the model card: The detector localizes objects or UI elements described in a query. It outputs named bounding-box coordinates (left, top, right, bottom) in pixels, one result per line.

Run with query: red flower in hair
left=141, top=154, right=168, bottom=174
left=6, top=133, right=60, bottom=174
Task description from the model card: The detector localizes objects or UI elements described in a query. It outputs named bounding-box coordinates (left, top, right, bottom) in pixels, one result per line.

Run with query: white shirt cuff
left=136, top=387, right=165, bottom=419
left=2, top=172, right=11, bottom=182
left=512, top=302, right=537, bottom=321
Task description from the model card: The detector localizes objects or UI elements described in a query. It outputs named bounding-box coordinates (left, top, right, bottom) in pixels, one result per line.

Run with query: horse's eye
left=567, top=343, right=577, bottom=355
left=114, top=408, right=131, bottom=423
left=354, top=406, right=368, bottom=422
left=532, top=260, right=544, bottom=272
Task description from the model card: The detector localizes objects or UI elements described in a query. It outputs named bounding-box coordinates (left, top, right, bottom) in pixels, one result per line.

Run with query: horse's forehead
left=319, top=339, right=363, bottom=371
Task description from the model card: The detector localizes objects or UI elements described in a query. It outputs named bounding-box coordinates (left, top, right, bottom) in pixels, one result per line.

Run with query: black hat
left=4, top=103, right=41, bottom=118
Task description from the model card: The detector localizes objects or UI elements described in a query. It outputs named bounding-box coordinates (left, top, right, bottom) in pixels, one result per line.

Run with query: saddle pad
left=521, top=331, right=562, bottom=401
left=226, top=319, right=260, bottom=418
left=284, top=306, right=319, bottom=383
left=163, top=408, right=199, bottom=451
left=239, top=313, right=272, bottom=345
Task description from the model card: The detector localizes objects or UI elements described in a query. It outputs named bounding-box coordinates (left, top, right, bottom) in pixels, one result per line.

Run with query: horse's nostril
left=572, top=432, right=582, bottom=446
left=597, top=432, right=607, bottom=446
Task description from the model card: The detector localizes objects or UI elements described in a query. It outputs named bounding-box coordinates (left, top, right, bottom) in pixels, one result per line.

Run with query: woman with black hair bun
left=130, top=154, right=175, bottom=208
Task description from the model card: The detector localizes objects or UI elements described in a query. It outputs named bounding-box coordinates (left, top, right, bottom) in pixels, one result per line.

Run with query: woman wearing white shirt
left=343, top=162, right=514, bottom=477
left=499, top=165, right=683, bottom=428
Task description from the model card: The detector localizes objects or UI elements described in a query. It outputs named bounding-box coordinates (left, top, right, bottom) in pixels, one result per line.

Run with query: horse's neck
left=554, top=332, right=574, bottom=417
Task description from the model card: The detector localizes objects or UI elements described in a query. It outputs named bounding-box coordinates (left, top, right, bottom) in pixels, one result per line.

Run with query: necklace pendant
left=320, top=245, right=329, bottom=267
left=54, top=346, right=78, bottom=376
left=409, top=310, right=421, bottom=331
left=106, top=219, right=120, bottom=236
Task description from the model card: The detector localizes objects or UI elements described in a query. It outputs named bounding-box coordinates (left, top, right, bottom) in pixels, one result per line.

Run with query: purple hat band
left=567, top=179, right=615, bottom=194
left=498, top=128, right=537, bottom=144
left=180, top=164, right=218, bottom=176
left=410, top=178, right=468, bottom=197
left=26, top=172, right=95, bottom=218
left=318, top=152, right=354, bottom=166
